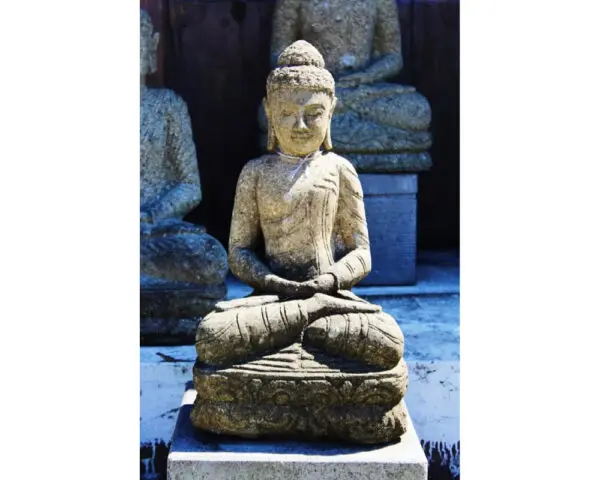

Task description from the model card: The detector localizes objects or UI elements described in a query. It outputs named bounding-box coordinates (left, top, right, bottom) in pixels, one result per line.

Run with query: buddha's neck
left=277, top=150, right=321, bottom=165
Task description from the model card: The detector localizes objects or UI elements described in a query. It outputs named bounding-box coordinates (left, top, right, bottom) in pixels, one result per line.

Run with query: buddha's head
left=140, top=9, right=160, bottom=78
left=264, top=40, right=337, bottom=156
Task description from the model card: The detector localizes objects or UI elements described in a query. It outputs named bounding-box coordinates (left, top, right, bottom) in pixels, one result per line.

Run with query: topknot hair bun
left=277, top=40, right=326, bottom=69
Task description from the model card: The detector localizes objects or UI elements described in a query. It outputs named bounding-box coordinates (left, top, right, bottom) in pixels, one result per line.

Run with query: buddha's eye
left=306, top=109, right=325, bottom=118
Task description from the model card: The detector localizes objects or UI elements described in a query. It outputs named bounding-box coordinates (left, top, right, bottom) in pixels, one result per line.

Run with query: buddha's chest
left=141, top=101, right=166, bottom=163
left=299, top=0, right=377, bottom=70
left=257, top=160, right=340, bottom=224
left=140, top=101, right=176, bottom=188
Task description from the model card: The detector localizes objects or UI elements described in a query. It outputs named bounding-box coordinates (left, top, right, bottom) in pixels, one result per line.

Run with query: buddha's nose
left=294, top=114, right=309, bottom=132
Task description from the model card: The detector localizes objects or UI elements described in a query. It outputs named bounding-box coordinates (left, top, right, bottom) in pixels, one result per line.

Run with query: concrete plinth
left=360, top=174, right=418, bottom=286
left=167, top=386, right=428, bottom=480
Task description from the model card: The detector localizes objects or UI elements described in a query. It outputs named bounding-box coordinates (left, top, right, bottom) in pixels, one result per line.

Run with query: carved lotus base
left=191, top=343, right=409, bottom=444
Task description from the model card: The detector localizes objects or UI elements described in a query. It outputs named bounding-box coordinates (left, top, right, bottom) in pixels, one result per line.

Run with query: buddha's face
left=140, top=23, right=159, bottom=76
left=266, top=89, right=335, bottom=157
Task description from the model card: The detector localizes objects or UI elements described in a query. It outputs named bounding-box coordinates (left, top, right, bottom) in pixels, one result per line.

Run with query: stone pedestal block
left=360, top=174, right=418, bottom=286
left=167, top=386, right=428, bottom=480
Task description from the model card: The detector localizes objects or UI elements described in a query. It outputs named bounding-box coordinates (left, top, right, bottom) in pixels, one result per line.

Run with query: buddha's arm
left=271, top=0, right=301, bottom=67
left=228, top=162, right=272, bottom=290
left=337, top=0, right=403, bottom=87
left=147, top=92, right=202, bottom=222
left=229, top=160, right=303, bottom=294
left=324, top=160, right=372, bottom=289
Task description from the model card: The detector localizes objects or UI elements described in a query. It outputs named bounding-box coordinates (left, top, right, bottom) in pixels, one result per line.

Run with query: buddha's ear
left=323, top=126, right=333, bottom=151
left=263, top=97, right=277, bottom=152
left=262, top=97, right=271, bottom=119
left=146, top=32, right=159, bottom=74
left=322, top=96, right=336, bottom=151
left=331, top=96, right=338, bottom=115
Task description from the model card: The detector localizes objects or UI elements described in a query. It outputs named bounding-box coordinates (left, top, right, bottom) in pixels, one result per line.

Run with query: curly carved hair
left=267, top=40, right=335, bottom=98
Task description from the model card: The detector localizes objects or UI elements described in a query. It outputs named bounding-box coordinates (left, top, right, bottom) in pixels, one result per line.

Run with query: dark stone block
left=360, top=174, right=418, bottom=285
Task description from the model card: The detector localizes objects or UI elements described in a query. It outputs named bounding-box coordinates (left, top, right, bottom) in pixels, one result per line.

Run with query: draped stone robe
left=196, top=152, right=404, bottom=368
left=140, top=87, right=227, bottom=288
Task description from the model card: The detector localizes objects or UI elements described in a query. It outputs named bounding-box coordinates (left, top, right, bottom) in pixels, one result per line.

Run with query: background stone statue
left=140, top=9, right=228, bottom=342
left=191, top=41, right=409, bottom=444
left=258, top=0, right=433, bottom=172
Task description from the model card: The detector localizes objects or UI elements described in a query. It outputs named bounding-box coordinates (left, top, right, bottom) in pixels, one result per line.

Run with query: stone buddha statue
left=191, top=41, right=409, bottom=444
left=258, top=0, right=433, bottom=172
left=140, top=9, right=228, bottom=340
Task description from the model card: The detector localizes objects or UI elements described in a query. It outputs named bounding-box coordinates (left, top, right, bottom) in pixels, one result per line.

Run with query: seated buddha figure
left=258, top=0, right=432, bottom=170
left=140, top=10, right=227, bottom=310
left=191, top=41, right=409, bottom=444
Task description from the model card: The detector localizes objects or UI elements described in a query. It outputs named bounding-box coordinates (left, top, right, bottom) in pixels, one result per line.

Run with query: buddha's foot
left=305, top=311, right=404, bottom=370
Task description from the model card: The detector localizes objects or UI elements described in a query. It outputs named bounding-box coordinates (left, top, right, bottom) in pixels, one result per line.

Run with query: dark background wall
left=141, top=0, right=459, bottom=250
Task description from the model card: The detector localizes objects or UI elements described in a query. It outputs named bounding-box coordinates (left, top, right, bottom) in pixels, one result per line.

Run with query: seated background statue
left=191, top=41, right=409, bottom=444
left=257, top=0, right=432, bottom=170
left=140, top=10, right=228, bottom=338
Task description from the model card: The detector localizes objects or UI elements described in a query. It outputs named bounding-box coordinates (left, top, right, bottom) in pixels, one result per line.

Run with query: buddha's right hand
left=307, top=292, right=382, bottom=320
left=264, top=274, right=315, bottom=297
left=298, top=273, right=337, bottom=295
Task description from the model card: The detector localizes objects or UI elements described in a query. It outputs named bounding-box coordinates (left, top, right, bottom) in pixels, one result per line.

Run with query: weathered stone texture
left=192, top=343, right=408, bottom=443
left=140, top=9, right=228, bottom=343
left=258, top=0, right=433, bottom=173
left=191, top=42, right=410, bottom=443
left=348, top=152, right=432, bottom=173
left=361, top=174, right=418, bottom=285
left=140, top=284, right=226, bottom=345
left=170, top=388, right=428, bottom=480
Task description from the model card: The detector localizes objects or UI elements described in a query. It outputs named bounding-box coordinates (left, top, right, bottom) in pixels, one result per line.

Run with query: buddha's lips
left=291, top=133, right=313, bottom=140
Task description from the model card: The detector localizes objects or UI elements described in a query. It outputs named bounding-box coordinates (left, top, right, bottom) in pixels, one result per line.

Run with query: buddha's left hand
left=300, top=273, right=337, bottom=295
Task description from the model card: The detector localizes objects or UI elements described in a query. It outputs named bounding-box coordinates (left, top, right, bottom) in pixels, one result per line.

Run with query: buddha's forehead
left=271, top=89, right=332, bottom=107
